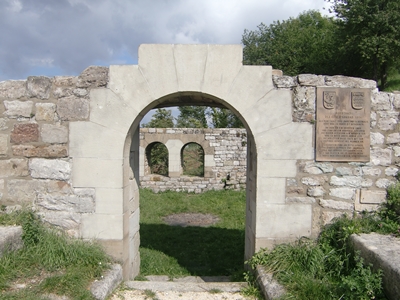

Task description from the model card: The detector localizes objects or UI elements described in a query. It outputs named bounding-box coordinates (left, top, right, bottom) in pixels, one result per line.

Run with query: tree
left=176, top=106, right=208, bottom=128
left=142, top=108, right=174, bottom=128
left=329, top=0, right=400, bottom=88
left=242, top=10, right=339, bottom=76
left=208, top=108, right=244, bottom=128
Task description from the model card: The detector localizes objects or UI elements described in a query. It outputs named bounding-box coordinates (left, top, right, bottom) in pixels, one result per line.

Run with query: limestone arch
left=69, top=44, right=313, bottom=279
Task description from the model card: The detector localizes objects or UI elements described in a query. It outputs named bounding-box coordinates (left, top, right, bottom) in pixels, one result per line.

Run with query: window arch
left=145, top=142, right=169, bottom=176
left=181, top=142, right=204, bottom=177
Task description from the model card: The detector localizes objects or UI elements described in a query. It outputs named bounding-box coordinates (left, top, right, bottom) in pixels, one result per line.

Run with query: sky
left=0, top=0, right=330, bottom=123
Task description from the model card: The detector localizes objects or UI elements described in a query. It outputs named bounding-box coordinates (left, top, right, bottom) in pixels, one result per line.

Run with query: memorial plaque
left=316, top=87, right=370, bottom=162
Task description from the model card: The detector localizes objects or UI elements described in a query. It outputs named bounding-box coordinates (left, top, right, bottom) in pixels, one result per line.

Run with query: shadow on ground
left=140, top=223, right=245, bottom=277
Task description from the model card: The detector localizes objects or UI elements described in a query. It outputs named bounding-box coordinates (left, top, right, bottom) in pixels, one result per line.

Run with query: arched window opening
left=146, top=142, right=169, bottom=176
left=181, top=142, right=204, bottom=177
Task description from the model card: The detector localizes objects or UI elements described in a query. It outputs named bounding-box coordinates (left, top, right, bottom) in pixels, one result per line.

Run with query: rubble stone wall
left=0, top=66, right=108, bottom=236
left=1, top=70, right=399, bottom=232
left=274, top=74, right=400, bottom=228
left=139, top=127, right=247, bottom=193
left=0, top=50, right=399, bottom=279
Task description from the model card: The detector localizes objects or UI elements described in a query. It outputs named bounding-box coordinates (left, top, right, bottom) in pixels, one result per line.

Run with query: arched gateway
left=70, top=44, right=313, bottom=279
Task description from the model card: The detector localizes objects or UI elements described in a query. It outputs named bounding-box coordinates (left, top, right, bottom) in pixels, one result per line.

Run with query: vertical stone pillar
left=165, top=139, right=184, bottom=177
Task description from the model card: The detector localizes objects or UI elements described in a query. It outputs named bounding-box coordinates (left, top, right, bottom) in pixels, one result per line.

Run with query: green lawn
left=138, top=188, right=246, bottom=280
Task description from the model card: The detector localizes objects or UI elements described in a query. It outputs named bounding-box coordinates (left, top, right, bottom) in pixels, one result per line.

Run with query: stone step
left=125, top=276, right=247, bottom=293
left=0, top=226, right=23, bottom=258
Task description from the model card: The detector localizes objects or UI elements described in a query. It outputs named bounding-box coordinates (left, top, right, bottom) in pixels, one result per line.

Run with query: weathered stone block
left=26, top=76, right=52, bottom=99
left=36, top=193, right=94, bottom=214
left=387, top=133, right=400, bottom=144
left=0, top=226, right=23, bottom=257
left=372, top=92, right=391, bottom=111
left=335, top=167, right=353, bottom=176
left=293, top=86, right=315, bottom=110
left=297, top=74, right=324, bottom=86
left=302, top=161, right=333, bottom=174
left=286, top=196, right=315, bottom=204
left=10, top=123, right=39, bottom=144
left=6, top=179, right=42, bottom=204
left=361, top=166, right=381, bottom=176
left=29, top=158, right=71, bottom=180
left=301, top=176, right=326, bottom=186
left=385, top=167, right=399, bottom=177
left=329, top=187, right=355, bottom=200
left=371, top=147, right=392, bottom=166
left=307, top=186, right=325, bottom=197
left=0, top=159, right=28, bottom=178
left=41, top=124, right=68, bottom=144
left=53, top=87, right=72, bottom=98
left=325, top=76, right=376, bottom=88
left=57, top=96, right=89, bottom=120
left=376, top=178, right=396, bottom=189
left=272, top=75, right=296, bottom=88
left=6, top=179, right=69, bottom=205
left=38, top=210, right=81, bottom=231
left=0, top=80, right=26, bottom=99
left=322, top=211, right=349, bottom=225
left=0, top=118, right=8, bottom=131
left=394, top=146, right=400, bottom=157
left=360, top=190, right=386, bottom=204
left=35, top=103, right=56, bottom=121
left=0, top=134, right=8, bottom=155
left=370, top=132, right=384, bottom=145
left=12, top=144, right=68, bottom=157
left=77, top=66, right=108, bottom=88
left=53, top=76, right=77, bottom=87
left=393, top=93, right=400, bottom=109
left=73, top=88, right=88, bottom=97
left=319, top=199, right=353, bottom=210
left=377, top=111, right=398, bottom=131
left=330, top=176, right=372, bottom=188
left=3, top=100, right=33, bottom=118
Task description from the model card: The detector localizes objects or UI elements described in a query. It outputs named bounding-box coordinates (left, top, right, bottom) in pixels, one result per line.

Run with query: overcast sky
left=1, top=0, right=330, bottom=124
left=0, top=0, right=330, bottom=82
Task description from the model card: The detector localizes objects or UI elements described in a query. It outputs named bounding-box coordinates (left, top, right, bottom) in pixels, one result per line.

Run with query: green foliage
left=339, top=255, right=383, bottom=300
left=384, top=70, right=400, bottom=92
left=181, top=143, right=204, bottom=177
left=176, top=106, right=208, bottom=128
left=242, top=10, right=339, bottom=76
left=0, top=210, right=112, bottom=299
left=246, top=186, right=400, bottom=299
left=328, top=0, right=400, bottom=88
left=147, top=142, right=169, bottom=176
left=208, top=107, right=244, bottom=128
left=143, top=108, right=174, bottom=128
left=21, top=211, right=43, bottom=247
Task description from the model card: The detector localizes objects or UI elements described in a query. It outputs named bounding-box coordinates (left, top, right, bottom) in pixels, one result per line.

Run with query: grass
left=138, top=188, right=246, bottom=279
left=383, top=69, right=400, bottom=92
left=246, top=182, right=400, bottom=300
left=0, top=210, right=112, bottom=299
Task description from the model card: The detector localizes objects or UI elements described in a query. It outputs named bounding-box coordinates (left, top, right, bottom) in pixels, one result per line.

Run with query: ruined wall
left=139, top=127, right=247, bottom=193
left=0, top=57, right=399, bottom=278
left=0, top=66, right=108, bottom=236
left=274, top=74, right=400, bottom=230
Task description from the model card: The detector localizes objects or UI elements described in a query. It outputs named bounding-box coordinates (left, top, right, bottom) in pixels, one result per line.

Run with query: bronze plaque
left=316, top=87, right=370, bottom=162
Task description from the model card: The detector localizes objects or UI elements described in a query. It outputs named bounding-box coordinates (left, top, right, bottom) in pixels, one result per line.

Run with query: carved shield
left=351, top=92, right=364, bottom=110
left=323, top=91, right=336, bottom=109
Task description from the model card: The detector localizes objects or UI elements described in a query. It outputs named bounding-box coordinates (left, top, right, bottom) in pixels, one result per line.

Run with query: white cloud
left=0, top=0, right=329, bottom=81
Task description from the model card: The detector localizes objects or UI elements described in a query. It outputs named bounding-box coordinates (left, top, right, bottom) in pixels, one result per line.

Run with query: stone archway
left=69, top=44, right=313, bottom=279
